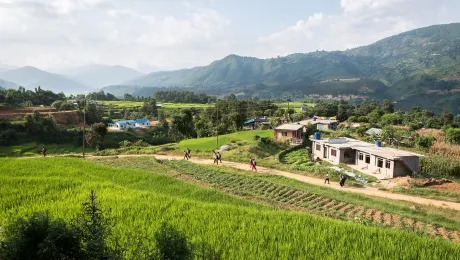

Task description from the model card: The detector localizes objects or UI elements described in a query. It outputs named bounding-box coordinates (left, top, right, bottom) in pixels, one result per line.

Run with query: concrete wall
left=276, top=130, right=295, bottom=141
left=355, top=151, right=395, bottom=178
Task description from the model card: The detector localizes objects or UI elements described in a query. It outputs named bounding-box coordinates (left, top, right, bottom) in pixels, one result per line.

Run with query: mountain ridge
left=0, top=66, right=89, bottom=93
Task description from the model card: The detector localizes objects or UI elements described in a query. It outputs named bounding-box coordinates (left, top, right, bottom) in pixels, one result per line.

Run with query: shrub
left=154, top=223, right=192, bottom=260
left=415, top=135, right=435, bottom=149
left=0, top=212, right=83, bottom=260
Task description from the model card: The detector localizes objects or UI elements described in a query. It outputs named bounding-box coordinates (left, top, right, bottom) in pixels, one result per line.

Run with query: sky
left=0, top=0, right=459, bottom=73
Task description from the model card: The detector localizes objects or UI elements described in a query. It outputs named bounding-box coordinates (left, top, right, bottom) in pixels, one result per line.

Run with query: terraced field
left=160, top=160, right=460, bottom=241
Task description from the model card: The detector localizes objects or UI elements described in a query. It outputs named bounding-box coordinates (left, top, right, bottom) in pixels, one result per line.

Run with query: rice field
left=2, top=157, right=460, bottom=259
left=98, top=100, right=212, bottom=109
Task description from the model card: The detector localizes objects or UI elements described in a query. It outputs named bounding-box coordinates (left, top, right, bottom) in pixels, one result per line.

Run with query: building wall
left=276, top=130, right=295, bottom=141
left=355, top=151, right=395, bottom=178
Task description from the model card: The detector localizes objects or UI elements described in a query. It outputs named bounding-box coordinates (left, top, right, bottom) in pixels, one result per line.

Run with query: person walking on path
left=217, top=152, right=222, bottom=163
left=324, top=174, right=330, bottom=184
left=339, top=175, right=346, bottom=187
left=184, top=148, right=191, bottom=160
left=250, top=157, right=257, bottom=172
left=42, top=146, right=47, bottom=157
left=213, top=151, right=219, bottom=165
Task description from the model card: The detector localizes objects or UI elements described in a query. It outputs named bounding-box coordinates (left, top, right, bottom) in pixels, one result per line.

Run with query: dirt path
left=88, top=154, right=460, bottom=211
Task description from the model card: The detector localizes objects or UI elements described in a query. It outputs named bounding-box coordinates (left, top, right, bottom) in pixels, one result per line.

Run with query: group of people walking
left=324, top=173, right=347, bottom=187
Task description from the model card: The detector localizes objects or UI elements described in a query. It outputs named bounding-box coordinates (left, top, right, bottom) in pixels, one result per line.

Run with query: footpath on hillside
left=88, top=153, right=460, bottom=211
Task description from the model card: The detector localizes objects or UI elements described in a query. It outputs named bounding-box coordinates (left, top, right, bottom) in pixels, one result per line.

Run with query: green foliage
left=154, top=223, right=192, bottom=260
left=0, top=86, right=65, bottom=106
left=86, top=123, right=108, bottom=151
left=445, top=128, right=460, bottom=144
left=415, top=135, right=435, bottom=149
left=0, top=212, right=82, bottom=260
left=141, top=99, right=158, bottom=117
left=420, top=156, right=460, bottom=178
left=153, top=90, right=215, bottom=104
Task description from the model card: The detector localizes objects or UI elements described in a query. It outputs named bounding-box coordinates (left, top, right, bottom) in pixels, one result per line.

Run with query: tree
left=141, top=99, right=158, bottom=117
left=445, top=128, right=460, bottom=144
left=336, top=104, right=348, bottom=122
left=367, top=108, right=382, bottom=126
left=415, top=135, right=435, bottom=149
left=85, top=103, right=104, bottom=124
left=72, top=190, right=119, bottom=260
left=154, top=223, right=192, bottom=260
left=0, top=212, right=83, bottom=260
left=382, top=99, right=394, bottom=114
left=439, top=109, right=454, bottom=126
left=86, top=123, right=107, bottom=151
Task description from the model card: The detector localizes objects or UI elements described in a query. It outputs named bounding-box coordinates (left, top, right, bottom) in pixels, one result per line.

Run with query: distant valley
left=1, top=23, right=460, bottom=113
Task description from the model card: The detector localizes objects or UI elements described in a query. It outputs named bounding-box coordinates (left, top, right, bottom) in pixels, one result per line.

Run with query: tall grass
left=1, top=157, right=460, bottom=259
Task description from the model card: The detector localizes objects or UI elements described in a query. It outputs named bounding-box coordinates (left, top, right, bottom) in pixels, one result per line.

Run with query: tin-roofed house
left=300, top=117, right=339, bottom=130
left=310, top=136, right=421, bottom=179
left=135, top=119, right=151, bottom=128
left=274, top=124, right=304, bottom=145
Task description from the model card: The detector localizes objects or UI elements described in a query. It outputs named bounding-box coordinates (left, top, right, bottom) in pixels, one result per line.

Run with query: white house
left=311, top=136, right=421, bottom=179
left=135, top=119, right=151, bottom=128
left=108, top=119, right=151, bottom=130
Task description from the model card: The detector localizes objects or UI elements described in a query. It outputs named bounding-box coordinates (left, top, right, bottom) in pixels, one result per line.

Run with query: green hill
left=1, top=157, right=460, bottom=258
left=104, top=23, right=460, bottom=113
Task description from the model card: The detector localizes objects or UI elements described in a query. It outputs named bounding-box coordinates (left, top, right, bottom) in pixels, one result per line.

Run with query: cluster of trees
left=153, top=91, right=216, bottom=104
left=166, top=96, right=286, bottom=141
left=0, top=191, right=220, bottom=260
left=0, top=86, right=66, bottom=106
left=311, top=99, right=460, bottom=130
left=85, top=91, right=117, bottom=101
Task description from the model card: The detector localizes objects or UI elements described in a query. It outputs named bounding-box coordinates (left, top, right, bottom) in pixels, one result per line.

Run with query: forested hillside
left=105, top=23, right=460, bottom=113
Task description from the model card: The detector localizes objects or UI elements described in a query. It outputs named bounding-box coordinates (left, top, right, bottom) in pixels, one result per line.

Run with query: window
left=365, top=155, right=370, bottom=164
left=316, top=144, right=321, bottom=151
left=344, top=150, right=351, bottom=158
left=358, top=153, right=363, bottom=161
left=331, top=149, right=337, bottom=157
left=377, top=158, right=383, bottom=168
left=282, top=132, right=288, bottom=137
left=386, top=160, right=391, bottom=169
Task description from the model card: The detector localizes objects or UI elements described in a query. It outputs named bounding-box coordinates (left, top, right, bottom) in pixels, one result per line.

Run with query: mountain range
left=1, top=23, right=460, bottom=113
left=103, top=22, right=460, bottom=114
left=57, top=65, right=144, bottom=89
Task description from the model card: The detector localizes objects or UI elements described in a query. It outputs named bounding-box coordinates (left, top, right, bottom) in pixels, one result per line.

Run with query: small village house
left=274, top=124, right=304, bottom=145
left=366, top=128, right=382, bottom=136
left=135, top=119, right=151, bottom=128
left=108, top=119, right=150, bottom=130
left=300, top=116, right=339, bottom=130
left=243, top=117, right=271, bottom=129
left=310, top=136, right=421, bottom=179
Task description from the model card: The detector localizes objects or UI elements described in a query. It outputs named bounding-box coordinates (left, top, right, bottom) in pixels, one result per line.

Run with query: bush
left=415, top=135, right=435, bottom=149
left=0, top=212, right=83, bottom=260
left=154, top=223, right=192, bottom=260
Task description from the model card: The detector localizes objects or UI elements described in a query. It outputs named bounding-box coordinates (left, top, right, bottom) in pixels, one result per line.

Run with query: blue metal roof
left=243, top=119, right=255, bottom=125
left=115, top=120, right=136, bottom=124
left=135, top=119, right=149, bottom=123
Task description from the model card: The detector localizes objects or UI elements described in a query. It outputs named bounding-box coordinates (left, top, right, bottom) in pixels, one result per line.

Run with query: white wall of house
left=355, top=151, right=395, bottom=178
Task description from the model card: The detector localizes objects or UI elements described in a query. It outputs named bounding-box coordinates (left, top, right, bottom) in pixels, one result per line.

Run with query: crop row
left=162, top=160, right=460, bottom=242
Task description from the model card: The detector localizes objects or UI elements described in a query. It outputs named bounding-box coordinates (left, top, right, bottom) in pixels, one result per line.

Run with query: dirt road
left=89, top=154, right=460, bottom=211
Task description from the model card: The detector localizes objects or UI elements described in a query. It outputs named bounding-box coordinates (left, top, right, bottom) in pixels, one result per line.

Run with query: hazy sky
left=0, top=0, right=459, bottom=72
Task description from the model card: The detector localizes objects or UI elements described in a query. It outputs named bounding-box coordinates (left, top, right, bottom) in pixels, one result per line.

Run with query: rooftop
left=300, top=119, right=338, bottom=125
left=275, top=123, right=304, bottom=131
left=312, top=137, right=421, bottom=159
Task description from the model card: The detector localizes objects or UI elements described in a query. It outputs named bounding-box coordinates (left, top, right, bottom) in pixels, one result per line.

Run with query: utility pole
left=82, top=99, right=86, bottom=158
left=216, top=102, right=219, bottom=148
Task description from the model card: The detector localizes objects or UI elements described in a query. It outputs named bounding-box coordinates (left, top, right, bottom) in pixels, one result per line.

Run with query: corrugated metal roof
left=275, top=124, right=304, bottom=131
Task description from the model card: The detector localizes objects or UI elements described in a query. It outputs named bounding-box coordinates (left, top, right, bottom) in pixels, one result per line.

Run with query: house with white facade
left=310, top=136, right=421, bottom=179
left=108, top=119, right=151, bottom=130
left=300, top=117, right=339, bottom=130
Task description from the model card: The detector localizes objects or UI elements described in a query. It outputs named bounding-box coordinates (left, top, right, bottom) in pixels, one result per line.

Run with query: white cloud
left=255, top=0, right=428, bottom=58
